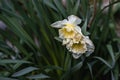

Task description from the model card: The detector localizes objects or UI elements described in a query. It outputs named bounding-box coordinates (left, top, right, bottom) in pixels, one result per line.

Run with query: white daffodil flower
left=51, top=15, right=95, bottom=59
left=65, top=35, right=94, bottom=59
left=51, top=15, right=82, bottom=39
left=66, top=37, right=87, bottom=59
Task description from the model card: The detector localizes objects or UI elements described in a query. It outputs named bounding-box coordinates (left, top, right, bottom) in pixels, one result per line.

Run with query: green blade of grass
left=94, top=56, right=112, bottom=69
left=12, top=67, right=38, bottom=77
left=26, top=73, right=50, bottom=79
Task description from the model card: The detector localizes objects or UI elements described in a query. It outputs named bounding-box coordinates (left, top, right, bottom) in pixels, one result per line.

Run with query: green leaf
left=26, top=73, right=50, bottom=79
left=44, top=65, right=63, bottom=73
left=61, top=60, right=83, bottom=79
left=72, top=0, right=80, bottom=15
left=53, top=0, right=66, bottom=17
left=113, top=64, right=119, bottom=80
left=1, top=7, right=23, bottom=20
left=111, top=71, right=115, bottom=80
left=81, top=18, right=90, bottom=35
left=94, top=56, right=112, bottom=68
left=12, top=67, right=38, bottom=77
left=107, top=44, right=115, bottom=65
left=43, top=0, right=57, bottom=11
left=54, top=37, right=62, bottom=42
left=0, top=59, right=30, bottom=64
left=0, top=77, right=18, bottom=80
left=87, top=63, right=93, bottom=79
left=61, top=53, right=72, bottom=80
left=71, top=61, right=83, bottom=73
left=0, top=15, right=36, bottom=50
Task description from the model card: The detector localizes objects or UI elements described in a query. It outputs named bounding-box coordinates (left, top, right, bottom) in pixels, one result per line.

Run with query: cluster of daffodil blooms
left=51, top=15, right=94, bottom=59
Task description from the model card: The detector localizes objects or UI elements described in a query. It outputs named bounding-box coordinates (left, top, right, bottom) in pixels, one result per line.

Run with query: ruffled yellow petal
left=59, top=27, right=76, bottom=38
left=65, top=23, right=74, bottom=30
left=72, top=33, right=83, bottom=43
left=70, top=41, right=87, bottom=53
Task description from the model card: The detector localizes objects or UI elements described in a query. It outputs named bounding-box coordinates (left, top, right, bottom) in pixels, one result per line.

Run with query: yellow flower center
left=59, top=28, right=76, bottom=38
left=59, top=23, right=76, bottom=38
left=65, top=23, right=74, bottom=29
left=71, top=41, right=87, bottom=53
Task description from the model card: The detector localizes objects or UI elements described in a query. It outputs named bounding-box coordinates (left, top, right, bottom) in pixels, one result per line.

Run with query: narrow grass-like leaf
left=54, top=37, right=62, bottom=42
left=111, top=71, right=115, bottom=80
left=13, top=54, right=33, bottom=70
left=0, top=77, right=18, bottom=80
left=32, top=0, right=44, bottom=24
left=12, top=67, right=38, bottom=77
left=0, top=15, right=36, bottom=49
left=71, top=61, right=83, bottom=73
left=0, top=0, right=120, bottom=80
left=60, top=70, right=71, bottom=80
left=81, top=18, right=90, bottom=35
left=113, top=64, right=119, bottom=80
left=0, top=47, right=13, bottom=56
left=66, top=0, right=72, bottom=14
left=53, top=0, right=66, bottom=17
left=1, top=7, right=23, bottom=20
left=26, top=73, right=50, bottom=79
left=94, top=56, right=112, bottom=68
left=43, top=0, right=57, bottom=11
left=44, top=65, right=63, bottom=73
left=0, top=59, right=30, bottom=64
left=61, top=53, right=72, bottom=80
left=107, top=44, right=115, bottom=65
left=80, top=0, right=89, bottom=17
left=72, top=0, right=80, bottom=15
left=87, top=63, right=93, bottom=79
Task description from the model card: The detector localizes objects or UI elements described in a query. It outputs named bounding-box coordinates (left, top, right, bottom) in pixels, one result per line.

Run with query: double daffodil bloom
left=51, top=15, right=95, bottom=59
left=66, top=35, right=94, bottom=59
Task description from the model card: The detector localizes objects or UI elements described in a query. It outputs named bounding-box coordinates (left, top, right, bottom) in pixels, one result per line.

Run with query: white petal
left=68, top=15, right=82, bottom=25
left=84, top=37, right=94, bottom=47
left=62, top=19, right=68, bottom=24
left=62, top=38, right=71, bottom=45
left=75, top=26, right=83, bottom=35
left=66, top=41, right=73, bottom=50
left=51, top=21, right=64, bottom=28
left=72, top=53, right=81, bottom=59
left=51, top=21, right=63, bottom=28
left=84, top=36, right=95, bottom=54
left=51, top=19, right=68, bottom=28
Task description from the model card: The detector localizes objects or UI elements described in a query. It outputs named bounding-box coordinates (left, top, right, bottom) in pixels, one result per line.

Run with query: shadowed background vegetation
left=0, top=0, right=120, bottom=80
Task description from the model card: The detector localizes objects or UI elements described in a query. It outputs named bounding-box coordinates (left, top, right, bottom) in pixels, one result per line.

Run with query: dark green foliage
left=0, top=0, right=120, bottom=80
